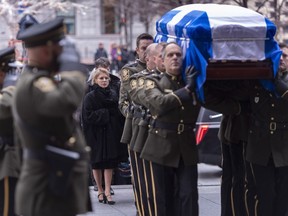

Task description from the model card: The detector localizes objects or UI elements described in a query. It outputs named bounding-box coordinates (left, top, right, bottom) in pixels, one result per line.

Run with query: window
left=101, top=0, right=119, bottom=34
left=57, top=9, right=76, bottom=35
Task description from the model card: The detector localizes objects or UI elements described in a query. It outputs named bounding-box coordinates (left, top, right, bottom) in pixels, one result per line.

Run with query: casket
left=155, top=4, right=282, bottom=99
left=206, top=59, right=273, bottom=80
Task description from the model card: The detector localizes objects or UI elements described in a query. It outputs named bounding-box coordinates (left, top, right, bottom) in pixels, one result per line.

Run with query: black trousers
left=142, top=158, right=155, bottom=216
left=0, top=177, right=18, bottom=216
left=129, top=149, right=142, bottom=215
left=250, top=159, right=288, bottom=216
left=134, top=151, right=151, bottom=216
left=221, top=141, right=246, bottom=216
left=243, top=143, right=257, bottom=216
left=150, top=159, right=198, bottom=216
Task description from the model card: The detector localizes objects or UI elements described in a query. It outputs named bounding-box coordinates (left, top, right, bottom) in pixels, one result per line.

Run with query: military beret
left=0, top=47, right=15, bottom=71
left=17, top=17, right=65, bottom=48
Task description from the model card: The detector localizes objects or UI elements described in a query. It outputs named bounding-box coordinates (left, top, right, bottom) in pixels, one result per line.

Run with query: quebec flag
left=155, top=4, right=282, bottom=101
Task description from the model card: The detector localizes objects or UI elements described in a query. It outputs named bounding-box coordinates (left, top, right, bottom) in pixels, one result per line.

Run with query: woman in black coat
left=82, top=68, right=122, bottom=205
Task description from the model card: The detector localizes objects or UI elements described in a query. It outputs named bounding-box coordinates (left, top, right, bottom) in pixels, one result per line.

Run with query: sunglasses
left=98, top=77, right=110, bottom=81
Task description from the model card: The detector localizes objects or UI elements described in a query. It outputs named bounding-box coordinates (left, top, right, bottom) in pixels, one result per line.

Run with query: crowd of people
left=1, top=15, right=288, bottom=216
left=94, top=42, right=136, bottom=73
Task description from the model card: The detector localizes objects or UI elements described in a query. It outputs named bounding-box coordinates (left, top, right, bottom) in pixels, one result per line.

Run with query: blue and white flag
left=155, top=4, right=282, bottom=101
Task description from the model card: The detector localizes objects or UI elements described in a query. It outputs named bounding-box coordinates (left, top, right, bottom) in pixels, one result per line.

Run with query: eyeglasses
left=98, top=77, right=110, bottom=81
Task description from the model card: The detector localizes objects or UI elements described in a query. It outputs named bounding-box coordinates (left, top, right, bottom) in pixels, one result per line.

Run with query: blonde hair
left=89, top=67, right=110, bottom=85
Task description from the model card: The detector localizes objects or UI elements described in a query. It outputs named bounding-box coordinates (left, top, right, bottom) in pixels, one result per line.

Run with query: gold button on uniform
left=67, top=137, right=76, bottom=147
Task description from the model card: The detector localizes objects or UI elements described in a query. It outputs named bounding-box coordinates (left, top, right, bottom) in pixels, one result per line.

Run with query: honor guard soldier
left=129, top=42, right=167, bottom=216
left=13, top=18, right=91, bottom=216
left=128, top=43, right=164, bottom=216
left=140, top=42, right=243, bottom=216
left=204, top=79, right=250, bottom=216
left=118, top=33, right=153, bottom=215
left=243, top=44, right=288, bottom=216
left=140, top=42, right=200, bottom=216
left=0, top=47, right=21, bottom=216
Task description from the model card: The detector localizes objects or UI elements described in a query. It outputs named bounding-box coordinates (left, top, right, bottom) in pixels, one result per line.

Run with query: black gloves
left=173, top=66, right=199, bottom=104
left=274, top=71, right=288, bottom=98
left=58, top=38, right=86, bottom=73
left=185, top=66, right=198, bottom=92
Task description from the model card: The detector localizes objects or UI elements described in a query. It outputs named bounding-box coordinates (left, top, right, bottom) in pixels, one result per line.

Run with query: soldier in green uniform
left=0, top=47, right=21, bottom=216
left=243, top=44, right=288, bottom=216
left=140, top=42, right=243, bottom=216
left=118, top=33, right=153, bottom=215
left=13, top=18, right=91, bottom=216
left=128, top=42, right=166, bottom=216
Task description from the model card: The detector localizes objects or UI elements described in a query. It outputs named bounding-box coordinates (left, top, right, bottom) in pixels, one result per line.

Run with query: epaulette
left=121, top=64, right=138, bottom=74
left=141, top=69, right=150, bottom=76
left=123, top=61, right=137, bottom=69
left=147, top=72, right=164, bottom=80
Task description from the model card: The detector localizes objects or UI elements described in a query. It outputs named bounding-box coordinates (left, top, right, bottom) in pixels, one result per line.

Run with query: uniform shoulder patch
left=130, top=79, right=137, bottom=89
left=121, top=68, right=130, bottom=81
left=145, top=79, right=155, bottom=90
left=138, top=77, right=145, bottom=88
left=33, top=77, right=56, bottom=92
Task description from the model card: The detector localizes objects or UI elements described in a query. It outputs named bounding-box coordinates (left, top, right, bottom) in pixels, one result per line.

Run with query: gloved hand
left=185, top=65, right=198, bottom=92
left=58, top=37, right=86, bottom=73
left=275, top=71, right=288, bottom=98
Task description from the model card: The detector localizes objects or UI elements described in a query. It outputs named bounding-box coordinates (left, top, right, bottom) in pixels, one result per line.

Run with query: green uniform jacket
left=247, top=81, right=288, bottom=167
left=13, top=66, right=90, bottom=216
left=130, top=69, right=161, bottom=153
left=140, top=73, right=201, bottom=168
left=128, top=69, right=150, bottom=152
left=119, top=60, right=146, bottom=144
left=0, top=86, right=20, bottom=180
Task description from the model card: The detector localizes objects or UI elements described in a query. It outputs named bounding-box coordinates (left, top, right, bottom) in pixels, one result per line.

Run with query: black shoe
left=94, top=185, right=98, bottom=191
left=104, top=194, right=115, bottom=205
left=98, top=192, right=104, bottom=203
left=110, top=187, right=115, bottom=195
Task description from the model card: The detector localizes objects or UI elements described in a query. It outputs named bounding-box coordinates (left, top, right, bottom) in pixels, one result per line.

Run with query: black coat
left=82, top=85, right=124, bottom=164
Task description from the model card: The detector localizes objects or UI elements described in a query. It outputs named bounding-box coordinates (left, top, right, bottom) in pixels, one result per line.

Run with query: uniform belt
left=150, top=120, right=194, bottom=133
left=254, top=119, right=288, bottom=131
left=133, top=110, right=143, bottom=118
left=23, top=147, right=89, bottom=161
